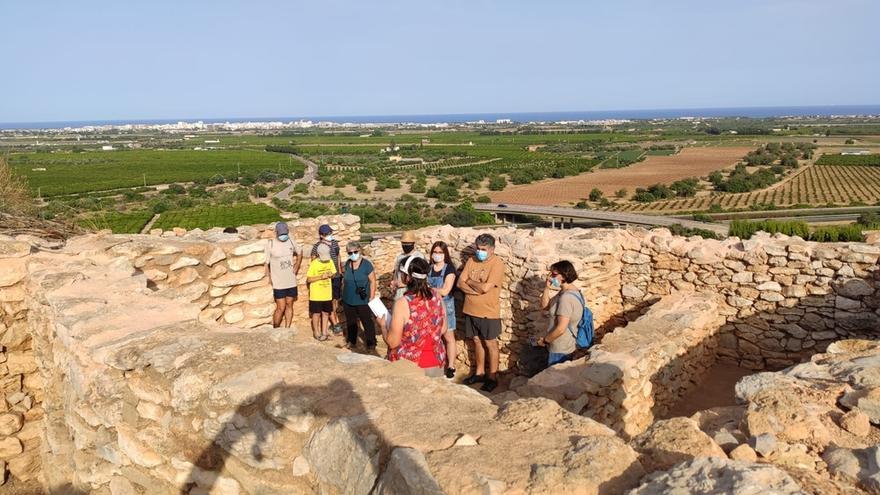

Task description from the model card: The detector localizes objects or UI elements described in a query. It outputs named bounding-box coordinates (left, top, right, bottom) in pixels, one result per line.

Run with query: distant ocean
left=3, top=105, right=880, bottom=130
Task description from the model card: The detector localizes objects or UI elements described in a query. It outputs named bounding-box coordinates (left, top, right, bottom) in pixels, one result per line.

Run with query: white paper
left=368, top=297, right=389, bottom=319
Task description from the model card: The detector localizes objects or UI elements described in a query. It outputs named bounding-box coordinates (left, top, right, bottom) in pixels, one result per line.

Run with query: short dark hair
left=550, top=260, right=578, bottom=284
left=475, top=233, right=495, bottom=248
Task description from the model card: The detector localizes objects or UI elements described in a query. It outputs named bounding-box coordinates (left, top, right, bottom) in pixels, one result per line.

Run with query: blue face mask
left=349, top=253, right=360, bottom=262
left=475, top=249, right=489, bottom=262
left=325, top=235, right=335, bottom=241
left=278, top=234, right=289, bottom=242
left=550, top=276, right=561, bottom=288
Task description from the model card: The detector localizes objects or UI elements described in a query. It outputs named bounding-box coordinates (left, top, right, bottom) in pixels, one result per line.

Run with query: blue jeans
left=548, top=352, right=571, bottom=366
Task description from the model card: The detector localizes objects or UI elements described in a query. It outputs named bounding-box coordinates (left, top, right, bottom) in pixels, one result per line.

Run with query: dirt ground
left=662, top=362, right=753, bottom=419
left=489, top=146, right=754, bottom=206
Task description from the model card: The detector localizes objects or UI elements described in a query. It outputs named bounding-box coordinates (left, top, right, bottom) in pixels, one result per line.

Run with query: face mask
left=325, top=235, right=335, bottom=241
left=278, top=234, right=289, bottom=242
left=402, top=244, right=414, bottom=254
left=475, top=249, right=488, bottom=262
left=349, top=253, right=360, bottom=262
left=432, top=253, right=444, bottom=263
left=550, top=276, right=561, bottom=288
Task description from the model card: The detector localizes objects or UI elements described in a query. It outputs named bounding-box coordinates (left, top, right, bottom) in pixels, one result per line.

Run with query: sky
left=1, top=0, right=879, bottom=122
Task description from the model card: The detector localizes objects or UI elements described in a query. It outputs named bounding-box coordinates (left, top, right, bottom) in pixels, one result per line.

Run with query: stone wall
left=362, top=225, right=624, bottom=373
left=517, top=291, right=727, bottom=438
left=25, top=238, right=646, bottom=494
left=101, top=215, right=360, bottom=330
left=0, top=239, right=43, bottom=485
left=618, top=229, right=880, bottom=370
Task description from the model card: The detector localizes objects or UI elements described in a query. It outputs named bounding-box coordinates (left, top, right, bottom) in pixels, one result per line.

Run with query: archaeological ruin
left=1, top=214, right=879, bottom=494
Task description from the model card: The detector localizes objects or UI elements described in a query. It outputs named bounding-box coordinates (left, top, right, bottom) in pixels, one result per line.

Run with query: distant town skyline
left=2, top=0, right=878, bottom=122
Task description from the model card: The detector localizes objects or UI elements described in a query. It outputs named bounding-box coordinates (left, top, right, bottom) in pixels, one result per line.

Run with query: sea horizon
left=2, top=104, right=880, bottom=131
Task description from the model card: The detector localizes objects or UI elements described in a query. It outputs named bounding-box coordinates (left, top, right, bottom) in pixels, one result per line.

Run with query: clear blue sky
left=2, top=0, right=878, bottom=122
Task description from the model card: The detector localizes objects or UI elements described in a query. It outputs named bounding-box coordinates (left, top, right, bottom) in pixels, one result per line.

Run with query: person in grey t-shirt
left=537, top=260, right=583, bottom=366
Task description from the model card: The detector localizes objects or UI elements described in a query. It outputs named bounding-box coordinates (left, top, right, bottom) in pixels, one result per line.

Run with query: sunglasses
left=347, top=250, right=360, bottom=255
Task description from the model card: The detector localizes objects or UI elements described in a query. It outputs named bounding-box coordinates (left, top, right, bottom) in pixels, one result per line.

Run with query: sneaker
left=445, top=368, right=456, bottom=379
left=462, top=374, right=484, bottom=385
left=480, top=379, right=498, bottom=393
left=331, top=324, right=344, bottom=334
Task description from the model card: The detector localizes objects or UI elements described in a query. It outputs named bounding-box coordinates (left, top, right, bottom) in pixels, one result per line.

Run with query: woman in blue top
left=428, top=241, right=458, bottom=378
left=341, top=241, right=378, bottom=351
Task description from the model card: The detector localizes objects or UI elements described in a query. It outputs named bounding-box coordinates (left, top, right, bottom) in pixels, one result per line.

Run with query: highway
left=474, top=203, right=729, bottom=236
left=274, top=154, right=319, bottom=201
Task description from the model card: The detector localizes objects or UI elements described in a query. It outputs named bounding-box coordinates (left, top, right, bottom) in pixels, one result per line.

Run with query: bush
left=163, top=183, right=186, bottom=195
left=293, top=183, right=309, bottom=195
left=588, top=188, right=603, bottom=202
left=728, top=220, right=810, bottom=240
left=252, top=185, right=268, bottom=198
left=614, top=188, right=627, bottom=199
left=488, top=175, right=507, bottom=191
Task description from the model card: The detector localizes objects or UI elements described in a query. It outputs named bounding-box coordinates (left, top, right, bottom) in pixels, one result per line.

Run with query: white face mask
left=432, top=253, right=444, bottom=263
left=325, top=235, right=335, bottom=241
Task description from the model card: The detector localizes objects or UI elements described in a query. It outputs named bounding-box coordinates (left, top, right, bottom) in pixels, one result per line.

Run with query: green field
left=78, top=211, right=154, bottom=234
left=815, top=153, right=880, bottom=166
left=11, top=149, right=304, bottom=196
left=152, top=204, right=282, bottom=230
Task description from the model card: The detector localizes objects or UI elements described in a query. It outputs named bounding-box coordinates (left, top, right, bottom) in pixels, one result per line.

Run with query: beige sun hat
left=401, top=231, right=417, bottom=243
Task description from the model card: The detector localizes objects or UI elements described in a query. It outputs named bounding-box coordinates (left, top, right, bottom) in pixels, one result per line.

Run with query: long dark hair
left=430, top=241, right=455, bottom=270
left=406, top=257, right=434, bottom=300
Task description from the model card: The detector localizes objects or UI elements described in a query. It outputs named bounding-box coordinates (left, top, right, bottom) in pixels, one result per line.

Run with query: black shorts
left=332, top=278, right=342, bottom=299
left=309, top=300, right=333, bottom=314
left=464, top=315, right=502, bottom=340
left=273, top=287, right=299, bottom=300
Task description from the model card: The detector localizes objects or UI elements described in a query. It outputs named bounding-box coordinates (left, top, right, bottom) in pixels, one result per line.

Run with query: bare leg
left=472, top=336, right=485, bottom=375
left=283, top=296, right=296, bottom=328
left=321, top=311, right=331, bottom=338
left=444, top=331, right=457, bottom=369
left=329, top=299, right=340, bottom=327
left=272, top=298, right=286, bottom=328
left=310, top=312, right=321, bottom=338
left=485, top=339, right=499, bottom=380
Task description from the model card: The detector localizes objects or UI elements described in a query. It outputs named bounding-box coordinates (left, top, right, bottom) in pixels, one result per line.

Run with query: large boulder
left=627, top=457, right=805, bottom=495
left=630, top=417, right=726, bottom=473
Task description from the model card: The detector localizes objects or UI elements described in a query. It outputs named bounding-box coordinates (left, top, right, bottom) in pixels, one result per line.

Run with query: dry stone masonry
left=0, top=216, right=879, bottom=493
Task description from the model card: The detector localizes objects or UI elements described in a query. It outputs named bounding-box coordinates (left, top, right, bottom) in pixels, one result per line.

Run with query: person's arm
left=437, top=272, right=455, bottom=297
left=456, top=262, right=479, bottom=295
left=541, top=315, right=571, bottom=346
left=468, top=260, right=504, bottom=295
left=333, top=245, right=342, bottom=278
left=540, top=277, right=554, bottom=311
left=306, top=264, right=333, bottom=284
left=293, top=244, right=303, bottom=275
left=264, top=241, right=271, bottom=278
left=385, top=297, right=409, bottom=349
left=368, top=270, right=377, bottom=300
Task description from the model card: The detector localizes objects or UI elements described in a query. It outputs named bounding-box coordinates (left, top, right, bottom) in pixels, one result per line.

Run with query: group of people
left=264, top=223, right=585, bottom=392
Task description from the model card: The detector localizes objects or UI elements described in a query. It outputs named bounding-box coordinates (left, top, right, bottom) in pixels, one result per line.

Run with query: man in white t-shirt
left=264, top=222, right=302, bottom=328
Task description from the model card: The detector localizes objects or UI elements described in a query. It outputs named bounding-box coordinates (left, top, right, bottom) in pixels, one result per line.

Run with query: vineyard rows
left=608, top=165, right=880, bottom=212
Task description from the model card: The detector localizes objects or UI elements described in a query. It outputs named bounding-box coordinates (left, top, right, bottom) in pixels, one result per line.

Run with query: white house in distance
left=842, top=149, right=872, bottom=156
left=101, top=145, right=114, bottom=151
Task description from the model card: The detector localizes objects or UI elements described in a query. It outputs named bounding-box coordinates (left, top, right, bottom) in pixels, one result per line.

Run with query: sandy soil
left=662, top=363, right=753, bottom=419
left=489, top=146, right=754, bottom=206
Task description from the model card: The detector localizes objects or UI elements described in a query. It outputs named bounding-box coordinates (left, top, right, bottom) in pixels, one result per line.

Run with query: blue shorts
left=548, top=352, right=571, bottom=366
left=273, top=287, right=299, bottom=300
left=443, top=298, right=456, bottom=330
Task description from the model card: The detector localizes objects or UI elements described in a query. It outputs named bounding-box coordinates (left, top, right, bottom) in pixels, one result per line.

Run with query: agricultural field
left=9, top=149, right=304, bottom=196
left=489, top=146, right=752, bottom=206
left=611, top=162, right=880, bottom=213
left=76, top=211, right=155, bottom=234
left=152, top=204, right=282, bottom=231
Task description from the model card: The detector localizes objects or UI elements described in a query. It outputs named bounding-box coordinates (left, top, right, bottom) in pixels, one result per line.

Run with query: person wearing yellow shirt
left=307, top=243, right=337, bottom=341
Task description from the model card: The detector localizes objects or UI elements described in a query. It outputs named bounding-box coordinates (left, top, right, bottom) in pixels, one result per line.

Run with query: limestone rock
left=840, top=409, right=871, bottom=437
left=213, top=267, right=265, bottom=288
left=0, top=413, right=23, bottom=436
left=374, top=447, right=444, bottom=495
left=628, top=457, right=805, bottom=495
left=0, top=437, right=23, bottom=458
left=169, top=256, right=200, bottom=271
left=823, top=446, right=880, bottom=483
left=749, top=433, right=777, bottom=457
left=630, top=417, right=726, bottom=473
left=728, top=444, right=757, bottom=462
left=305, top=418, right=379, bottom=495
left=837, top=278, right=874, bottom=298
left=227, top=252, right=266, bottom=272
left=0, top=259, right=27, bottom=288
left=496, top=398, right=615, bottom=438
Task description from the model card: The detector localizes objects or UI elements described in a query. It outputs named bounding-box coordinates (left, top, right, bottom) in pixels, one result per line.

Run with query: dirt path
left=274, top=154, right=318, bottom=201
left=140, top=213, right=160, bottom=234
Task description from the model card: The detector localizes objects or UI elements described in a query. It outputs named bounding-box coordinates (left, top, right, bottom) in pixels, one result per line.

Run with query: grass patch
left=78, top=211, right=154, bottom=234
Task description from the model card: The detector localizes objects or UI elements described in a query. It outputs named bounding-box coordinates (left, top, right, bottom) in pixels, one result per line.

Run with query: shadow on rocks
left=179, top=377, right=440, bottom=494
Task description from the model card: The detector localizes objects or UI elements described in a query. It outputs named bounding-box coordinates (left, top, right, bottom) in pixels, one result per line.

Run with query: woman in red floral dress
left=384, top=256, right=447, bottom=377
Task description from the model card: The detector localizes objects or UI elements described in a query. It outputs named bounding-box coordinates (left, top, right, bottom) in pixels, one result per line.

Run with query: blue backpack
left=565, top=291, right=594, bottom=349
